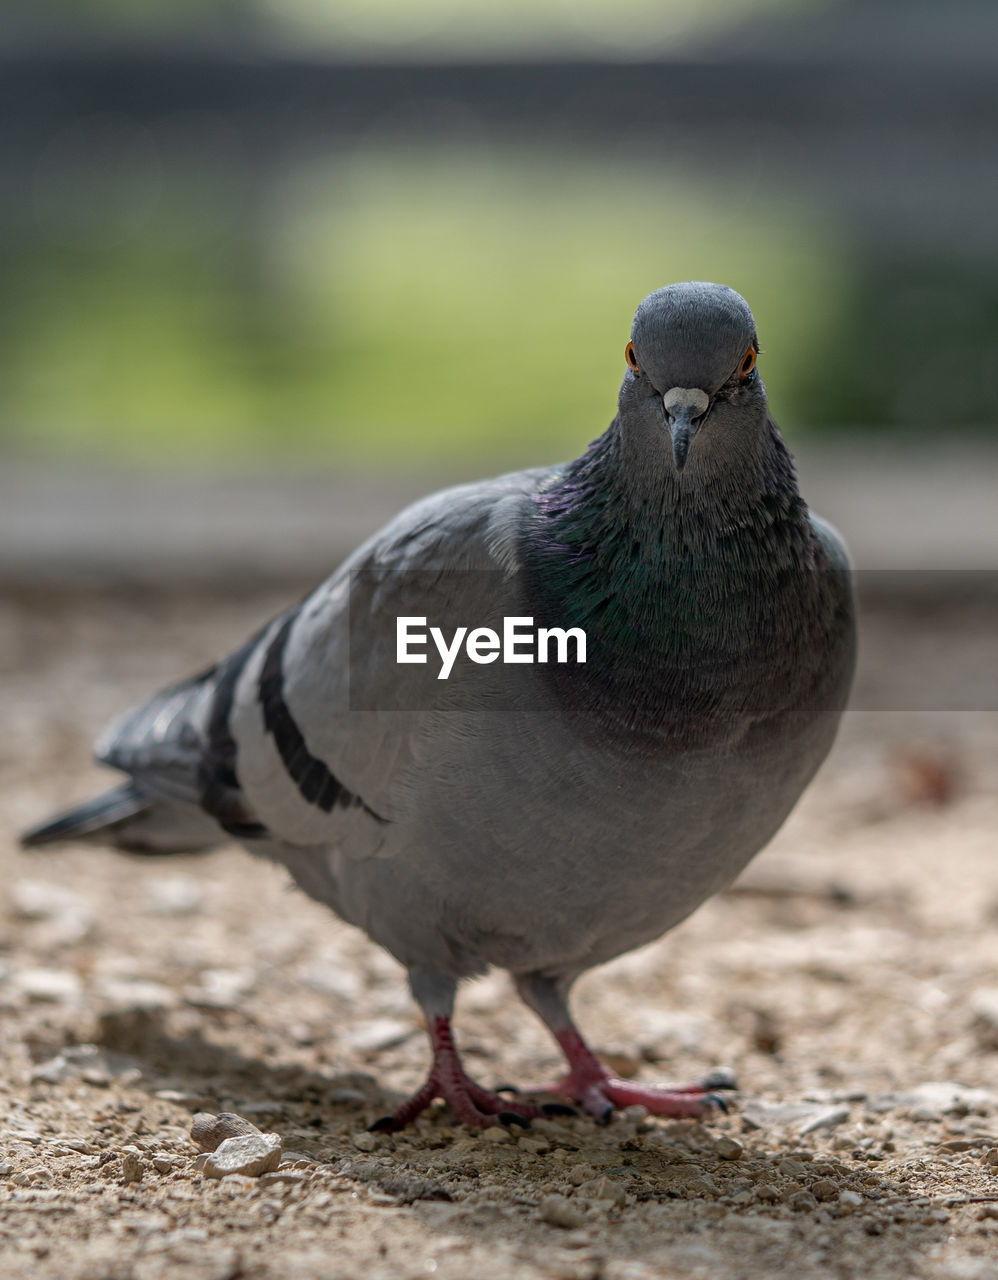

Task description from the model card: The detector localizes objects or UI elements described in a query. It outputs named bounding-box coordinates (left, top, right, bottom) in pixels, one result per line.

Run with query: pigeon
left=22, top=281, right=856, bottom=1129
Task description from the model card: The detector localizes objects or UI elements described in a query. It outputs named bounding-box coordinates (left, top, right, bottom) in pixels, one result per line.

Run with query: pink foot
left=369, top=1016, right=544, bottom=1132
left=542, top=1029, right=736, bottom=1123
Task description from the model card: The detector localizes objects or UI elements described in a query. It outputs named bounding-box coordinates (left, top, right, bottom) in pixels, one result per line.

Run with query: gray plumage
left=23, top=282, right=855, bottom=1127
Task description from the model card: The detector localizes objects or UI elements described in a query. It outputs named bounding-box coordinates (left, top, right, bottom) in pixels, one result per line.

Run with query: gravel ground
left=2, top=587, right=998, bottom=1280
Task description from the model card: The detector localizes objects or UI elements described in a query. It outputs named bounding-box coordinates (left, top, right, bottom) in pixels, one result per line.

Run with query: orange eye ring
left=625, top=341, right=640, bottom=373
left=739, top=347, right=757, bottom=378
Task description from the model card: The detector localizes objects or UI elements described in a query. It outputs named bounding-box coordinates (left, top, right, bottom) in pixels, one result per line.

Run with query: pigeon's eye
left=625, top=341, right=640, bottom=374
left=739, top=347, right=757, bottom=378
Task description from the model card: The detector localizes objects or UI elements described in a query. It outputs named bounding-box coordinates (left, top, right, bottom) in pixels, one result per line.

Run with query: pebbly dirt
left=2, top=585, right=998, bottom=1280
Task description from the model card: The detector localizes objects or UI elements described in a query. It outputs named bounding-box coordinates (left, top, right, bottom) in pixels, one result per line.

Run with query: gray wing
left=96, top=465, right=554, bottom=857
left=96, top=625, right=275, bottom=840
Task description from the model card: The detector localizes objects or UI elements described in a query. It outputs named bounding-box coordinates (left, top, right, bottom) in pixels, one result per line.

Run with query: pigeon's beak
left=662, top=388, right=710, bottom=473
left=667, top=412, right=696, bottom=472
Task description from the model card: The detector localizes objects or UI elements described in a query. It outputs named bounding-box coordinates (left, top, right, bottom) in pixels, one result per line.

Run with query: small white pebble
left=799, top=1105, right=850, bottom=1136
left=55, top=1139, right=95, bottom=1155
left=190, top=1112, right=265, bottom=1153
left=539, top=1194, right=586, bottom=1230
left=479, top=1125, right=511, bottom=1144
left=119, top=1148, right=144, bottom=1185
left=16, top=968, right=82, bottom=1003
left=351, top=1131, right=378, bottom=1152
left=97, top=978, right=176, bottom=1012
left=577, top=1176, right=627, bottom=1208
left=202, top=1133, right=282, bottom=1180
left=11, top=880, right=79, bottom=919
left=144, top=875, right=203, bottom=917
left=259, top=1170, right=307, bottom=1186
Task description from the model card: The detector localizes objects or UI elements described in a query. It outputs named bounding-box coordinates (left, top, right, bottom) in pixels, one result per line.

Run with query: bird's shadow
left=32, top=1007, right=952, bottom=1274
left=86, top=1006, right=403, bottom=1145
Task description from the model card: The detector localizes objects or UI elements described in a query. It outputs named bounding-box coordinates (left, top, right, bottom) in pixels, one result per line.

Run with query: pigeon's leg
left=514, top=972, right=736, bottom=1122
left=368, top=969, right=545, bottom=1132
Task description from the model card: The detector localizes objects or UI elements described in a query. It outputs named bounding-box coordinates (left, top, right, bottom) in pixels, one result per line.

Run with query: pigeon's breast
left=280, top=536, right=854, bottom=977
left=528, top=587, right=849, bottom=760
left=322, top=653, right=847, bottom=977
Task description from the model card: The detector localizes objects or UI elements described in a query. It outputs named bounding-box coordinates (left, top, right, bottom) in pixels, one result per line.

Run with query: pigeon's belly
left=311, top=699, right=843, bottom=977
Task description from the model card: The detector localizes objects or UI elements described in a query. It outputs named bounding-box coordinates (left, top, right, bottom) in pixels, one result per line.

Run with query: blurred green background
left=1, top=0, right=997, bottom=471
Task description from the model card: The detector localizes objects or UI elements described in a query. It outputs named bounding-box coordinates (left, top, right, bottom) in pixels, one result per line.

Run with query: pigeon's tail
left=20, top=782, right=146, bottom=848
left=20, top=783, right=223, bottom=856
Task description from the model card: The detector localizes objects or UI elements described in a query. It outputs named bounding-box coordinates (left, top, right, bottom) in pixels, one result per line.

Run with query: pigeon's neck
left=521, top=416, right=822, bottom=750
left=526, top=414, right=812, bottom=591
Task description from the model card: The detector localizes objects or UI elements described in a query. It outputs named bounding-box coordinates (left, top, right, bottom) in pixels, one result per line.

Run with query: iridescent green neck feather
left=521, top=415, right=843, bottom=753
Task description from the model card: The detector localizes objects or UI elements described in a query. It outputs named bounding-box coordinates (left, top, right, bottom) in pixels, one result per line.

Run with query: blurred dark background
left=2, top=0, right=997, bottom=467
left=0, top=0, right=996, bottom=588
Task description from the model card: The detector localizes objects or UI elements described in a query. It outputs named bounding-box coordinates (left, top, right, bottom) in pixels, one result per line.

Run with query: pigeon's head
left=620, top=282, right=765, bottom=473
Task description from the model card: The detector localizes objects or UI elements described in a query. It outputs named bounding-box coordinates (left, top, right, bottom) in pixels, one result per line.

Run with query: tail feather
left=20, top=783, right=223, bottom=855
left=20, top=783, right=148, bottom=849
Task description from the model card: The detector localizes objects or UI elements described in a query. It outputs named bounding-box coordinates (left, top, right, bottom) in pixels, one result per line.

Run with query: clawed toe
left=369, top=1071, right=543, bottom=1132
left=368, top=1114, right=401, bottom=1133
left=699, top=1069, right=738, bottom=1093
left=599, top=1077, right=733, bottom=1119
left=364, top=1011, right=734, bottom=1132
left=544, top=1062, right=737, bottom=1122
left=371, top=1072, right=728, bottom=1130
left=540, top=1101, right=579, bottom=1118
left=497, top=1111, right=531, bottom=1128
